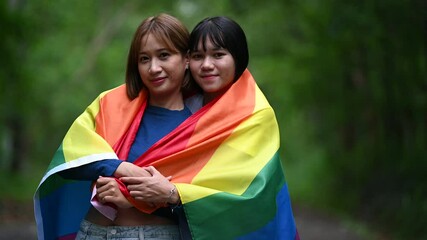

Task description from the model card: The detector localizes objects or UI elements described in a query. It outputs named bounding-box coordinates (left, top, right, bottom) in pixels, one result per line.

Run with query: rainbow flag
left=34, top=69, right=299, bottom=240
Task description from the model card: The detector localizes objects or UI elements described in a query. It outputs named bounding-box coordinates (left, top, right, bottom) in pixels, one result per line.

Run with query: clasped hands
left=96, top=162, right=178, bottom=209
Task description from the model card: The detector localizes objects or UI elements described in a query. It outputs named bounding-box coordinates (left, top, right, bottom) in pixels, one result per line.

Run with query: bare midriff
left=85, top=206, right=175, bottom=226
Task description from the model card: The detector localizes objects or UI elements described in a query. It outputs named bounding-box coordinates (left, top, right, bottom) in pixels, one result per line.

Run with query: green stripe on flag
left=184, top=152, right=285, bottom=239
left=47, top=144, right=66, bottom=172
left=38, top=144, right=79, bottom=198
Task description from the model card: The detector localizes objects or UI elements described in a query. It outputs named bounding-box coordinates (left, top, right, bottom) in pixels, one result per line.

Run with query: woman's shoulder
left=99, top=84, right=127, bottom=99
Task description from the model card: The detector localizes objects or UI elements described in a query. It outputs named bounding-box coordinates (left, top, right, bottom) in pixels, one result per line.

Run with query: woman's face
left=189, top=38, right=235, bottom=102
left=138, top=34, right=187, bottom=104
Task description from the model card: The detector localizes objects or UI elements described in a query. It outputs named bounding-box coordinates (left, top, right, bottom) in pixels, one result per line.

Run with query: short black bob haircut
left=189, top=16, right=249, bottom=81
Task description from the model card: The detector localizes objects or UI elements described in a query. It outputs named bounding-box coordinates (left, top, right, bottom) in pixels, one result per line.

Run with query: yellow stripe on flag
left=181, top=97, right=279, bottom=203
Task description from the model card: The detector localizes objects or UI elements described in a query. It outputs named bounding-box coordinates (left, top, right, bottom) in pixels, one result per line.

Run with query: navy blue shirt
left=59, top=105, right=192, bottom=180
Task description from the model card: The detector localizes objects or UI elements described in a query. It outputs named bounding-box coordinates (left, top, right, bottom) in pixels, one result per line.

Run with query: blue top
left=59, top=105, right=192, bottom=180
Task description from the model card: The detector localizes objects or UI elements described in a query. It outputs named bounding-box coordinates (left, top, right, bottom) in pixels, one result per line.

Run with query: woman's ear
left=185, top=53, right=190, bottom=69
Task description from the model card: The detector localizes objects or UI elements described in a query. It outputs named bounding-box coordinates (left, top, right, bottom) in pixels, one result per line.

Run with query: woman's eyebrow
left=139, top=48, right=170, bottom=54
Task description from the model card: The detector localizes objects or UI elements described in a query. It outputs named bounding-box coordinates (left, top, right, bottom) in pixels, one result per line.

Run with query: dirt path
left=293, top=204, right=368, bottom=240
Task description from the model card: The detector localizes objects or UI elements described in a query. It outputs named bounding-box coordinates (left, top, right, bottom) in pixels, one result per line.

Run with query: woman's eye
left=159, top=52, right=170, bottom=59
left=213, top=52, right=225, bottom=58
left=191, top=54, right=203, bottom=60
left=139, top=56, right=149, bottom=63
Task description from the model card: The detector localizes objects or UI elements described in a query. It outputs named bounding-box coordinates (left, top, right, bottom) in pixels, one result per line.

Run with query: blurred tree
left=0, top=1, right=36, bottom=172
left=279, top=0, right=427, bottom=238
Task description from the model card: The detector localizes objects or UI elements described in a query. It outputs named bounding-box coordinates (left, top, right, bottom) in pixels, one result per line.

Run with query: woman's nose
left=201, top=57, right=214, bottom=70
left=149, top=59, right=162, bottom=74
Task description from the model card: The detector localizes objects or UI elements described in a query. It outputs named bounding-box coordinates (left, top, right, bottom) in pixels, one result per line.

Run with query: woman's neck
left=149, top=93, right=185, bottom=110
left=203, top=84, right=233, bottom=105
left=203, top=93, right=216, bottom=105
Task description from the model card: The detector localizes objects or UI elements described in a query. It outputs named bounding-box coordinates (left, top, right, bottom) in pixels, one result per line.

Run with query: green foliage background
left=1, top=0, right=426, bottom=239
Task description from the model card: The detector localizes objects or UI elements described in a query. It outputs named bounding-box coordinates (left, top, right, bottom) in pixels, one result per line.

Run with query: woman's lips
left=151, top=77, right=166, bottom=85
left=201, top=75, right=218, bottom=81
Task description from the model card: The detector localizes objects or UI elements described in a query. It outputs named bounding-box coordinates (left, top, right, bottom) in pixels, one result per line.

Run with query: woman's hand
left=96, top=176, right=133, bottom=208
left=120, top=166, right=180, bottom=204
left=114, top=161, right=151, bottom=178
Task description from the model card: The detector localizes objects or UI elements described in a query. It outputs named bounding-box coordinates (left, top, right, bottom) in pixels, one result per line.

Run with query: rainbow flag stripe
left=34, top=70, right=298, bottom=240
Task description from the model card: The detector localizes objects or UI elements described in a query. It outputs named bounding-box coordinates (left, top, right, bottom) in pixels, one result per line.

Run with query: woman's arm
left=59, top=160, right=152, bottom=181
left=113, top=161, right=152, bottom=178
left=58, top=159, right=122, bottom=180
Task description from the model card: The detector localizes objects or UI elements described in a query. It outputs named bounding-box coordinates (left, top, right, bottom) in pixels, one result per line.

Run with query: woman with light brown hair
left=35, top=13, right=192, bottom=240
